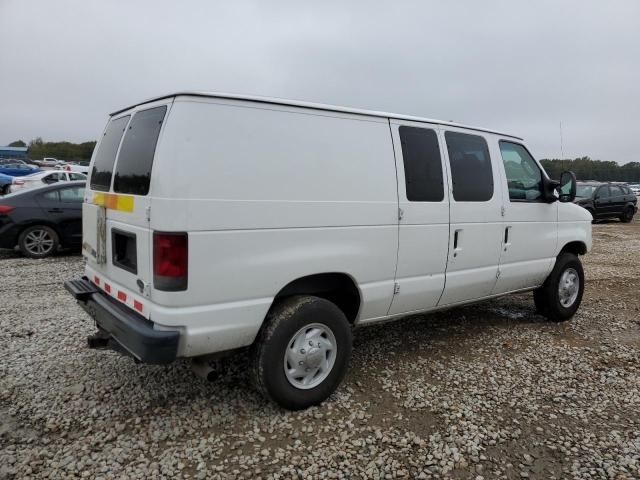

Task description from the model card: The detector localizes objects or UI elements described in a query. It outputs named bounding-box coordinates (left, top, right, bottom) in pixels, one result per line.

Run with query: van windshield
left=113, top=106, right=167, bottom=196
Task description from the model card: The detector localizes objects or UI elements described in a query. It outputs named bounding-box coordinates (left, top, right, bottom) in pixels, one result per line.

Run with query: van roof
left=110, top=91, right=523, bottom=140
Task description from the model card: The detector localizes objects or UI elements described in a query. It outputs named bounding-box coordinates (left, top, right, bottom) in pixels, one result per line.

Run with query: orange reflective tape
left=92, top=192, right=134, bottom=212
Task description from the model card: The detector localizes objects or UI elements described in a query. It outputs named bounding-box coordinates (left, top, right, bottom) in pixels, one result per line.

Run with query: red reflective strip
left=94, top=276, right=100, bottom=286
left=117, top=291, right=127, bottom=302
left=134, top=300, right=143, bottom=313
left=104, top=283, right=111, bottom=293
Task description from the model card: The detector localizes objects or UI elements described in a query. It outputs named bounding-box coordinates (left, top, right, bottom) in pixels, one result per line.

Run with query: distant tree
left=541, top=157, right=640, bottom=183
left=8, top=140, right=26, bottom=147
left=27, top=137, right=96, bottom=161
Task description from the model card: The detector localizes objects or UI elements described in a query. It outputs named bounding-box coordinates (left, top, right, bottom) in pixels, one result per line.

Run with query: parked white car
left=66, top=92, right=592, bottom=410
left=10, top=170, right=87, bottom=192
left=35, top=158, right=62, bottom=167
left=628, top=184, right=640, bottom=196
left=56, top=163, right=90, bottom=175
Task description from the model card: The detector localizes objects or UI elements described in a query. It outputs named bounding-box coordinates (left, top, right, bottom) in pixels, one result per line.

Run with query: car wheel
left=251, top=295, right=352, bottom=410
left=18, top=225, right=59, bottom=258
left=620, top=206, right=634, bottom=223
left=534, top=252, right=584, bottom=322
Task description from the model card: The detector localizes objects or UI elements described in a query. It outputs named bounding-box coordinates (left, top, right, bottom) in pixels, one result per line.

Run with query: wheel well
left=560, top=241, right=587, bottom=256
left=19, top=222, right=61, bottom=239
left=273, top=273, right=361, bottom=324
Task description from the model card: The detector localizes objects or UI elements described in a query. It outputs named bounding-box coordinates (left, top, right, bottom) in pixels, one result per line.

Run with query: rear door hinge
left=398, top=208, right=404, bottom=221
left=393, top=282, right=400, bottom=294
left=501, top=205, right=505, bottom=217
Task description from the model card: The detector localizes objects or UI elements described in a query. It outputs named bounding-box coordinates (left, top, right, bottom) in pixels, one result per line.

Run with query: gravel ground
left=1, top=220, right=639, bottom=479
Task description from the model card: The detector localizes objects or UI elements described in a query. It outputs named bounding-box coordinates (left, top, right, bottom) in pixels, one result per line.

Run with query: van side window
left=498, top=141, right=543, bottom=201
left=445, top=132, right=493, bottom=201
left=90, top=115, right=130, bottom=191
left=113, top=106, right=167, bottom=196
left=399, top=126, right=444, bottom=202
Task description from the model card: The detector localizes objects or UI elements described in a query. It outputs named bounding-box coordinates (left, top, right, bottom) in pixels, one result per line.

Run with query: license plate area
left=112, top=228, right=138, bottom=274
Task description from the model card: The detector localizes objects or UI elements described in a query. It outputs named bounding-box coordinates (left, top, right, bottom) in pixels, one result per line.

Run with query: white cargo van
left=66, top=92, right=592, bottom=409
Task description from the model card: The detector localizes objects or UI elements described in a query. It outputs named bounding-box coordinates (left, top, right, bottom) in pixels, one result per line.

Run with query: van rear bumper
left=65, top=277, right=180, bottom=364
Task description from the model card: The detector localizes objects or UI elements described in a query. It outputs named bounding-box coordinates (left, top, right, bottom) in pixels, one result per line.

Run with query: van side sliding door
left=437, top=129, right=504, bottom=306
left=387, top=121, right=450, bottom=315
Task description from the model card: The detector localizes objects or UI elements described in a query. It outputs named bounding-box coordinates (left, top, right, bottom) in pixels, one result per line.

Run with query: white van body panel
left=80, top=92, right=592, bottom=359
left=437, top=126, right=505, bottom=306
left=490, top=138, right=559, bottom=293
left=146, top=97, right=398, bottom=355
left=557, top=202, right=593, bottom=254
left=385, top=120, right=450, bottom=316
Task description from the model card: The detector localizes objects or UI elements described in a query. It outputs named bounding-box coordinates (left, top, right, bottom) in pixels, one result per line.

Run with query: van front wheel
left=251, top=296, right=352, bottom=410
left=534, top=252, right=584, bottom=322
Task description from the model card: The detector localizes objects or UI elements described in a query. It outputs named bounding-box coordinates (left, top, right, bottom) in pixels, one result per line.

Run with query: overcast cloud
left=1, top=0, right=638, bottom=162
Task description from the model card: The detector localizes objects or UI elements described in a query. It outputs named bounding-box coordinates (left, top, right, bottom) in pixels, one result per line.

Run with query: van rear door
left=83, top=101, right=171, bottom=317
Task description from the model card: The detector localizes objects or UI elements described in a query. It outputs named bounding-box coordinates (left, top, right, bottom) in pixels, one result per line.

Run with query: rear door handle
left=48, top=208, right=63, bottom=213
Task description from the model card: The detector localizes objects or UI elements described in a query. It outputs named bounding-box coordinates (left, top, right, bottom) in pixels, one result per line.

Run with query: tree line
left=6, top=138, right=639, bottom=182
left=540, top=157, right=640, bottom=183
left=7, top=138, right=96, bottom=163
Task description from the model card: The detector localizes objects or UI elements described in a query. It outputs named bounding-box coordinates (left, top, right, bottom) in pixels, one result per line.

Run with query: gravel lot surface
left=1, top=220, right=639, bottom=479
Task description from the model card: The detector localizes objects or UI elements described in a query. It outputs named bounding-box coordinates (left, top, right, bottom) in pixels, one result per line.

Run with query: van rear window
left=113, top=106, right=167, bottom=196
left=90, top=115, right=130, bottom=191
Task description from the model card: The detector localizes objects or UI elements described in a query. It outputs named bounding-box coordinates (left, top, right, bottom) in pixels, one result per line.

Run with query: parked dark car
left=574, top=182, right=637, bottom=223
left=0, top=181, right=84, bottom=258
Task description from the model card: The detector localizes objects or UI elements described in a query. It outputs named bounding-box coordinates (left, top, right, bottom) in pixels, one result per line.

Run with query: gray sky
left=1, top=0, right=638, bottom=162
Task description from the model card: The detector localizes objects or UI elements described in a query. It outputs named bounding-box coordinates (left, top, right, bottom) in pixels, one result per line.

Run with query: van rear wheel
left=251, top=296, right=352, bottom=410
left=534, top=252, right=584, bottom=322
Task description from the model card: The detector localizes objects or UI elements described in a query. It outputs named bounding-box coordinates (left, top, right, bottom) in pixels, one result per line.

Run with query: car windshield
left=576, top=185, right=595, bottom=198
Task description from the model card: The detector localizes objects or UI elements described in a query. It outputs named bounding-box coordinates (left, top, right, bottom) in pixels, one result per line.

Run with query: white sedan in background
left=628, top=184, right=640, bottom=196
left=10, top=170, right=87, bottom=192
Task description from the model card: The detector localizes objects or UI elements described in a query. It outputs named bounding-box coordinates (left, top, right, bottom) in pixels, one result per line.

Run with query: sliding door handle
left=503, top=226, right=512, bottom=251
left=453, top=229, right=462, bottom=257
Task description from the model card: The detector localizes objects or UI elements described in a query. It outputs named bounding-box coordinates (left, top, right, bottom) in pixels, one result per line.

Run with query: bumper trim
left=65, top=277, right=179, bottom=364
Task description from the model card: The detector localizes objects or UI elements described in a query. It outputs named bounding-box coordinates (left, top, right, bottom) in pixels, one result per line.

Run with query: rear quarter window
left=90, top=115, right=130, bottom=191
left=113, top=106, right=167, bottom=196
left=59, top=186, right=85, bottom=203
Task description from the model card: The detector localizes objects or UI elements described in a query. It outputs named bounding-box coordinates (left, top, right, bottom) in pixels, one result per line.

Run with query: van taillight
left=153, top=232, right=188, bottom=291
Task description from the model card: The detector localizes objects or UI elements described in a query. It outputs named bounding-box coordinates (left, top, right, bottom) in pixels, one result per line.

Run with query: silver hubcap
left=284, top=323, right=337, bottom=390
left=24, top=229, right=54, bottom=255
left=558, top=268, right=580, bottom=308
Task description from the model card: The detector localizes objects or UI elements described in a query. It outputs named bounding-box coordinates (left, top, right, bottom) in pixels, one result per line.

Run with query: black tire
left=251, top=295, right=352, bottom=410
left=534, top=252, right=584, bottom=322
left=18, top=225, right=59, bottom=258
left=620, top=206, right=634, bottom=223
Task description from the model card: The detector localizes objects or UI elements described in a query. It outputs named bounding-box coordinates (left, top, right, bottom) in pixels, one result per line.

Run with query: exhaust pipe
left=87, top=331, right=110, bottom=349
left=191, top=358, right=225, bottom=382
